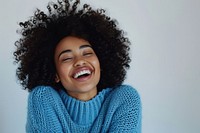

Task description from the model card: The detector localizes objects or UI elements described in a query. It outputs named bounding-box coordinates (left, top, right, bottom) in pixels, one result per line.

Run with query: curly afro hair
left=13, top=0, right=131, bottom=92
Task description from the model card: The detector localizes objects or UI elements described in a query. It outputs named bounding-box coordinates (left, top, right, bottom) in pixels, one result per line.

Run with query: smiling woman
left=13, top=0, right=141, bottom=132
left=54, top=36, right=100, bottom=101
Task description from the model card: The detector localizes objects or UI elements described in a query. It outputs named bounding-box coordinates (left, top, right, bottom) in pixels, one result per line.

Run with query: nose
left=73, top=57, right=86, bottom=67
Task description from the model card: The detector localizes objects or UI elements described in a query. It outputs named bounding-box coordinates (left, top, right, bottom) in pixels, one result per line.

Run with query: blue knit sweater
left=26, top=85, right=141, bottom=133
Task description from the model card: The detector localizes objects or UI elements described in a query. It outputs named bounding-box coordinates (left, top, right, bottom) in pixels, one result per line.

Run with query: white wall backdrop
left=0, top=0, right=199, bottom=133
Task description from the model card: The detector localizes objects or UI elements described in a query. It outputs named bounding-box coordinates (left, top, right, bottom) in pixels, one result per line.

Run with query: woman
left=14, top=0, right=142, bottom=132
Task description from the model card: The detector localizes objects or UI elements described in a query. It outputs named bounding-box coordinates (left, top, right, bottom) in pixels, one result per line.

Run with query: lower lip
left=73, top=73, right=92, bottom=82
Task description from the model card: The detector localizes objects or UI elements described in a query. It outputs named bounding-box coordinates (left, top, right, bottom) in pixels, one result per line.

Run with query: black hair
left=13, top=0, right=131, bottom=92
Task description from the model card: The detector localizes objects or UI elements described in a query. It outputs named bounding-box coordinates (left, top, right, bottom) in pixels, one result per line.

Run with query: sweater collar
left=59, top=88, right=112, bottom=126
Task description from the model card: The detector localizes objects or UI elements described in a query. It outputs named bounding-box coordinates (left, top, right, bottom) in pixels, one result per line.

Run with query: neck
left=66, top=88, right=97, bottom=101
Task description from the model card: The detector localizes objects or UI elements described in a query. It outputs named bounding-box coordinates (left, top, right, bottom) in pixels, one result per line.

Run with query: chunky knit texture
left=26, top=85, right=142, bottom=133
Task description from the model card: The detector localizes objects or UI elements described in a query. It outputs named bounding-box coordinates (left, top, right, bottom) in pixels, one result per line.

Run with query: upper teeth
left=73, top=70, right=91, bottom=79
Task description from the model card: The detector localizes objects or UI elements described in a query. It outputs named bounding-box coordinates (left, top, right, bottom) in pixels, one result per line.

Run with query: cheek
left=93, top=57, right=101, bottom=72
left=56, top=63, right=71, bottom=78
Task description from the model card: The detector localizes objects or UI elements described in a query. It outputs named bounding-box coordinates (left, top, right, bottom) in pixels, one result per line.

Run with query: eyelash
left=83, top=52, right=93, bottom=56
left=62, top=57, right=73, bottom=62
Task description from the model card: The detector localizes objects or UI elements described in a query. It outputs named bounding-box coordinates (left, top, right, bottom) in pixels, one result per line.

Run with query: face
left=54, top=36, right=100, bottom=97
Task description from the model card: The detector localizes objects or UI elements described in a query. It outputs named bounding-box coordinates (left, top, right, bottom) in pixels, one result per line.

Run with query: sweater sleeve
left=26, top=86, right=64, bottom=133
left=109, top=85, right=142, bottom=133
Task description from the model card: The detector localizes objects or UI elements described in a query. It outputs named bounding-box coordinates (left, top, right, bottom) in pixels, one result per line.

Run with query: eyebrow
left=58, top=44, right=92, bottom=58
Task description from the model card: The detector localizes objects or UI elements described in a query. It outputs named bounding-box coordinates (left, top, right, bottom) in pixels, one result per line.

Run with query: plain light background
left=0, top=0, right=200, bottom=133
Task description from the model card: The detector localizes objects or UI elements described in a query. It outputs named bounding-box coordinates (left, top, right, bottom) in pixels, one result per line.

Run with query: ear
left=55, top=74, right=60, bottom=83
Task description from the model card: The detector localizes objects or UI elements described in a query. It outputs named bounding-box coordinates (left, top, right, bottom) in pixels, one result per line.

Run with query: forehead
left=56, top=36, right=90, bottom=49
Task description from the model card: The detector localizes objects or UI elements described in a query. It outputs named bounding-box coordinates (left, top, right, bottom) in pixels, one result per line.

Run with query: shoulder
left=108, top=85, right=141, bottom=108
left=26, top=86, right=66, bottom=132
left=106, top=85, right=142, bottom=132
left=29, top=86, right=58, bottom=96
left=28, top=86, right=60, bottom=104
left=114, top=84, right=139, bottom=94
left=112, top=85, right=140, bottom=101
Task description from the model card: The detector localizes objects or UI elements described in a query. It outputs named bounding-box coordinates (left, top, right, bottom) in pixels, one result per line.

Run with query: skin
left=54, top=36, right=101, bottom=101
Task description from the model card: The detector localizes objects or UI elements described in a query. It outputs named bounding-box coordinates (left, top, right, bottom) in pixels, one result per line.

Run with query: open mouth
left=73, top=69, right=92, bottom=79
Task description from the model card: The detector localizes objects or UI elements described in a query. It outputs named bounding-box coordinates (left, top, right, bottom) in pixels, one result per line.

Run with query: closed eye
left=83, top=53, right=93, bottom=56
left=62, top=57, right=73, bottom=62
